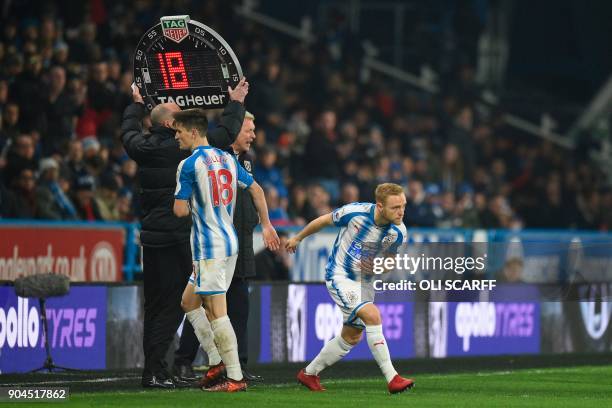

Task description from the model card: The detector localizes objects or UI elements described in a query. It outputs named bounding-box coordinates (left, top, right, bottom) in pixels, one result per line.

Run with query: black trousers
left=174, top=276, right=250, bottom=366
left=142, top=242, right=192, bottom=378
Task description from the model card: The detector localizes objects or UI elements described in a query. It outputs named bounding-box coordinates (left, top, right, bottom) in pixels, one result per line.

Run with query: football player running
left=286, top=183, right=415, bottom=394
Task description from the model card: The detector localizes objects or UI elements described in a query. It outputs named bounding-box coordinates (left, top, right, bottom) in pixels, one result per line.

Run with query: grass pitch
left=62, top=365, right=611, bottom=408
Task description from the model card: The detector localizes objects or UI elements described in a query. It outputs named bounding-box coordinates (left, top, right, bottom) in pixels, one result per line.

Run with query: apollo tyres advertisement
left=0, top=223, right=124, bottom=282
left=0, top=286, right=107, bottom=373
left=427, top=286, right=541, bottom=358
left=258, top=284, right=414, bottom=363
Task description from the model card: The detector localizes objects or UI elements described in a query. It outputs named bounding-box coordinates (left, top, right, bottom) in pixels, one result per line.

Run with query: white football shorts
left=188, top=255, right=238, bottom=295
left=326, top=277, right=375, bottom=329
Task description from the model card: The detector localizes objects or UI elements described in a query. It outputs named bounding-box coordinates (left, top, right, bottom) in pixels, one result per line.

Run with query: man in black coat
left=121, top=78, right=249, bottom=389
left=173, top=111, right=263, bottom=382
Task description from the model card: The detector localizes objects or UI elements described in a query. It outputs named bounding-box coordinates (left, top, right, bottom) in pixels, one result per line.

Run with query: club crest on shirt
left=382, top=234, right=395, bottom=244
left=344, top=290, right=360, bottom=307
left=243, top=160, right=252, bottom=173
left=332, top=208, right=344, bottom=223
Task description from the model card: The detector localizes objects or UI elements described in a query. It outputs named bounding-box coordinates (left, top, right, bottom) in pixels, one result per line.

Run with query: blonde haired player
left=286, top=183, right=415, bottom=394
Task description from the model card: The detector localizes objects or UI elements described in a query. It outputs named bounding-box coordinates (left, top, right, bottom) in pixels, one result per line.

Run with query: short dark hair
left=173, top=109, right=208, bottom=137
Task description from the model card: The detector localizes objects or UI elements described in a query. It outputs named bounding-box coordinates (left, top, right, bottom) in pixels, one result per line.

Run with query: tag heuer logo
left=161, top=15, right=190, bottom=43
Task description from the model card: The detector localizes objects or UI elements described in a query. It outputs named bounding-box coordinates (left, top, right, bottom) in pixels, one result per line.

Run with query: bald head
left=151, top=103, right=180, bottom=128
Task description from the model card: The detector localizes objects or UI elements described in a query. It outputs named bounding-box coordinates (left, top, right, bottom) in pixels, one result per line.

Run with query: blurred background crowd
left=0, top=0, right=610, bottom=231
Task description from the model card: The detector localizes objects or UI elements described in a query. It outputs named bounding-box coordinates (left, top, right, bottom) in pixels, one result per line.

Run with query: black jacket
left=231, top=151, right=258, bottom=278
left=120, top=101, right=245, bottom=247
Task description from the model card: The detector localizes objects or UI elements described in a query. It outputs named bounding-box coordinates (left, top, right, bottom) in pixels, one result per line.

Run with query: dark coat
left=231, top=151, right=258, bottom=278
left=120, top=101, right=245, bottom=247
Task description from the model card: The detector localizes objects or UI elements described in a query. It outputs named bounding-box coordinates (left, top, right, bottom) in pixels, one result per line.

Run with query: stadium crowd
left=0, top=0, right=609, bottom=231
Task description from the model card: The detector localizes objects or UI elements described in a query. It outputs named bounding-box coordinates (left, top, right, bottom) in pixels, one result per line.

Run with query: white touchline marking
left=1, top=376, right=137, bottom=386
left=1, top=366, right=604, bottom=390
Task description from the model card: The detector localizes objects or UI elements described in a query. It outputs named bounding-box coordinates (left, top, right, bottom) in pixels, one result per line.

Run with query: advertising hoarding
left=0, top=225, right=124, bottom=282
left=0, top=286, right=107, bottom=373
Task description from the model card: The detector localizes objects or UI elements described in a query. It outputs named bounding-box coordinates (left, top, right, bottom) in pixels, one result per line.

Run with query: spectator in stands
left=36, top=157, right=77, bottom=220
left=10, top=168, right=37, bottom=218
left=81, top=136, right=106, bottom=177
left=484, top=194, right=513, bottom=228
left=72, top=174, right=103, bottom=221
left=599, top=188, right=612, bottom=231
left=2, top=102, right=21, bottom=142
left=285, top=108, right=310, bottom=156
left=404, top=179, right=435, bottom=227
left=249, top=61, right=285, bottom=142
left=255, top=231, right=291, bottom=281
left=87, top=61, right=117, bottom=125
left=456, top=184, right=480, bottom=228
left=3, top=134, right=36, bottom=186
left=287, top=184, right=315, bottom=225
left=11, top=54, right=46, bottom=134
left=489, top=158, right=509, bottom=196
left=0, top=80, right=9, bottom=113
left=374, top=158, right=391, bottom=184
left=439, top=144, right=464, bottom=193
left=69, top=22, right=100, bottom=64
left=0, top=181, right=18, bottom=218
left=52, top=41, right=69, bottom=66
left=436, top=191, right=458, bottom=229
left=355, top=163, right=377, bottom=202
left=95, top=172, right=120, bottom=221
left=264, top=185, right=290, bottom=226
left=472, top=166, right=491, bottom=194
left=4, top=53, right=23, bottom=80
left=64, top=139, right=85, bottom=182
left=411, top=154, right=433, bottom=183
left=389, top=157, right=407, bottom=186
left=341, top=159, right=360, bottom=185
left=43, top=66, right=80, bottom=155
left=303, top=110, right=340, bottom=188
left=307, top=184, right=333, bottom=219
left=365, top=126, right=387, bottom=161
left=117, top=188, right=134, bottom=221
left=39, top=16, right=57, bottom=52
left=119, top=158, right=137, bottom=191
left=473, top=192, right=489, bottom=225
left=338, top=182, right=360, bottom=207
left=448, top=104, right=476, bottom=179
left=255, top=146, right=287, bottom=199
left=577, top=189, right=602, bottom=230
left=531, top=176, right=565, bottom=228
left=426, top=183, right=445, bottom=224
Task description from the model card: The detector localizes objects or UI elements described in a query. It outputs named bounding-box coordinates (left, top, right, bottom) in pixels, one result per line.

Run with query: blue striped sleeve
left=331, top=203, right=371, bottom=227
left=234, top=156, right=254, bottom=189
left=175, top=157, right=195, bottom=200
left=389, top=224, right=407, bottom=252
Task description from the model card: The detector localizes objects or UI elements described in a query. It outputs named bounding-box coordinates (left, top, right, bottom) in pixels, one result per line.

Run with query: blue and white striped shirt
left=175, top=146, right=254, bottom=260
left=326, top=202, right=407, bottom=281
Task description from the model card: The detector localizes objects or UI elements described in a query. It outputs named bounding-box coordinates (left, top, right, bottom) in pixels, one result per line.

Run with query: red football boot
left=203, top=377, right=247, bottom=392
left=387, top=374, right=414, bottom=394
left=297, top=368, right=326, bottom=391
left=199, top=362, right=226, bottom=389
